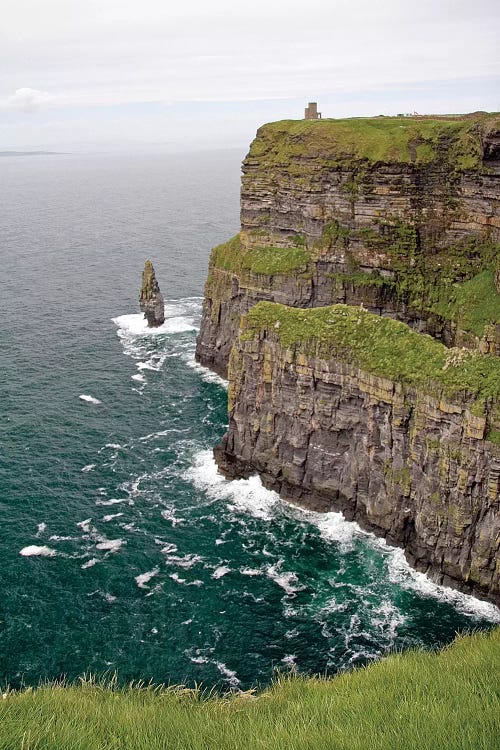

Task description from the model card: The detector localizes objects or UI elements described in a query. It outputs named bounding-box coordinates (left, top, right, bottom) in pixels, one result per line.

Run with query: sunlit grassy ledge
left=1, top=629, right=499, bottom=750
left=242, top=302, right=500, bottom=414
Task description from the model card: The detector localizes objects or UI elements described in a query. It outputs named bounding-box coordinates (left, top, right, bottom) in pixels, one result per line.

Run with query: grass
left=211, top=234, right=311, bottom=275
left=1, top=629, right=499, bottom=749
left=432, top=269, right=500, bottom=337
left=246, top=113, right=500, bottom=169
left=486, top=429, right=500, bottom=445
left=243, top=302, right=500, bottom=406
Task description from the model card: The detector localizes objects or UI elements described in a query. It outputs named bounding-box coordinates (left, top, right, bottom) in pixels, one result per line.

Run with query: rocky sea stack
left=139, top=260, right=165, bottom=327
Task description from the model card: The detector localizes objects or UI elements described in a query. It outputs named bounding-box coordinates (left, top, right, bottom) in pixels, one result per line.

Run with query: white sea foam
left=81, top=464, right=96, bottom=473
left=113, top=312, right=197, bottom=337
left=95, top=539, right=125, bottom=553
left=20, top=545, right=57, bottom=557
left=77, top=518, right=92, bottom=533
left=183, top=352, right=228, bottom=389
left=281, top=654, right=297, bottom=668
left=240, top=567, right=262, bottom=577
left=102, top=513, right=124, bottom=522
left=387, top=548, right=500, bottom=622
left=214, top=661, right=240, bottom=688
left=79, top=394, right=101, bottom=405
left=169, top=573, right=203, bottom=586
left=158, top=542, right=178, bottom=555
left=35, top=522, right=47, bottom=537
left=135, top=568, right=160, bottom=589
left=81, top=558, right=98, bottom=569
left=95, top=498, right=130, bottom=507
left=164, top=553, right=203, bottom=569
left=185, top=450, right=279, bottom=520
left=266, top=563, right=304, bottom=596
left=212, top=565, right=231, bottom=579
left=161, top=508, right=184, bottom=527
left=88, top=589, right=117, bottom=603
left=313, top=510, right=362, bottom=550
left=370, top=599, right=407, bottom=638
left=131, top=373, right=146, bottom=383
left=189, top=655, right=210, bottom=665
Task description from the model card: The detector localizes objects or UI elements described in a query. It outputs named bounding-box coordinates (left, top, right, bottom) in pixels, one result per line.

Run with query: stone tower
left=304, top=102, right=322, bottom=120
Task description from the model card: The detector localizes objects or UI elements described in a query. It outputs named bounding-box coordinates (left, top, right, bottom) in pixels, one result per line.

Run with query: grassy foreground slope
left=1, top=629, right=499, bottom=750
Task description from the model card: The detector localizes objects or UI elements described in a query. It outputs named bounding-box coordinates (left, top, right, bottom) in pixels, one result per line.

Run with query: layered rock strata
left=196, top=114, right=500, bottom=376
left=215, top=303, right=500, bottom=604
left=140, top=260, right=165, bottom=327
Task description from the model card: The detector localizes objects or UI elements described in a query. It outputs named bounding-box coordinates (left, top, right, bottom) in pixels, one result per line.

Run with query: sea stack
left=139, top=260, right=165, bottom=327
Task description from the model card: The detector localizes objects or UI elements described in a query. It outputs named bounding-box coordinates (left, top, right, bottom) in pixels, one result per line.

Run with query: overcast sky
left=1, top=0, right=499, bottom=151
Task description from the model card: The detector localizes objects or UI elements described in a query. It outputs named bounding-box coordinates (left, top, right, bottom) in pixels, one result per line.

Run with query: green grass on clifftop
left=247, top=113, right=500, bottom=169
left=1, top=629, right=499, bottom=750
left=211, top=234, right=310, bottom=275
left=243, top=302, right=500, bottom=407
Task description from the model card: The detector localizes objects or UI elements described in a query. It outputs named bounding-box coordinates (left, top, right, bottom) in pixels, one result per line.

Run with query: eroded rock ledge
left=215, top=303, right=500, bottom=604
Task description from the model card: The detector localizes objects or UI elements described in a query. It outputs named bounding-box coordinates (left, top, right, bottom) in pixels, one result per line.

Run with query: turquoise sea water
left=0, top=150, right=498, bottom=692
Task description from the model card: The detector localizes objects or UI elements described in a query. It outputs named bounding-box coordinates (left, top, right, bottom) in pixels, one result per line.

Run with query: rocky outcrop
left=140, top=260, right=165, bottom=328
left=215, top=303, right=500, bottom=604
left=196, top=114, right=500, bottom=376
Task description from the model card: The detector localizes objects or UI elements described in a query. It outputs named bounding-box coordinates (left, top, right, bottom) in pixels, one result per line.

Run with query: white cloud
left=2, top=87, right=54, bottom=112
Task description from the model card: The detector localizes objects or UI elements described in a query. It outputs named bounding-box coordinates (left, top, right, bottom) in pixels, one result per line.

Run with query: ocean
left=0, top=149, right=498, bottom=692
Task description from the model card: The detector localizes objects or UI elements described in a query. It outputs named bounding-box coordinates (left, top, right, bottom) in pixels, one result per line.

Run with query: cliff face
left=196, top=113, right=500, bottom=604
left=215, top=303, right=500, bottom=604
left=196, top=115, right=500, bottom=376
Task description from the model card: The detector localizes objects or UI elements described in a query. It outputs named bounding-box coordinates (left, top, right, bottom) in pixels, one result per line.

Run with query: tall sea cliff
left=196, top=114, right=500, bottom=604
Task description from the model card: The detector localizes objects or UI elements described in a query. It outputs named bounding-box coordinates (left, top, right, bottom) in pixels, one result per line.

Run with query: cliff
left=196, top=113, right=500, bottom=604
left=196, top=114, right=500, bottom=376
left=215, top=303, right=500, bottom=604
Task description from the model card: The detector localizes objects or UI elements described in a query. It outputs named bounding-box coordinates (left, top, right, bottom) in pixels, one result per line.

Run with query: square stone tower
left=304, top=102, right=322, bottom=120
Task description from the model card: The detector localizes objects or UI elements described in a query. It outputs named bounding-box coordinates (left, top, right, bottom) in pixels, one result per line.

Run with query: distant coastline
left=0, top=150, right=67, bottom=157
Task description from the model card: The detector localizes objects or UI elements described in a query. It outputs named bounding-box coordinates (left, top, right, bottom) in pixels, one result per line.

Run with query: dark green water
left=0, top=151, right=498, bottom=692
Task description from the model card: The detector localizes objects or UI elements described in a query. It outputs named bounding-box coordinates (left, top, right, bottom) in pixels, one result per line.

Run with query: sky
left=1, top=0, right=499, bottom=152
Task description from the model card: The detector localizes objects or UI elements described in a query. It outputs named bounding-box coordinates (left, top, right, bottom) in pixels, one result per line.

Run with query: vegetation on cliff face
left=246, top=114, right=500, bottom=169
left=243, top=302, right=500, bottom=408
left=1, top=629, right=499, bottom=750
left=432, top=268, right=500, bottom=337
left=211, top=234, right=311, bottom=275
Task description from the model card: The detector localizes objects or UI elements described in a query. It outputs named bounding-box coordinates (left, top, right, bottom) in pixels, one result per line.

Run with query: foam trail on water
left=79, top=394, right=101, bottom=405
left=20, top=545, right=57, bottom=558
